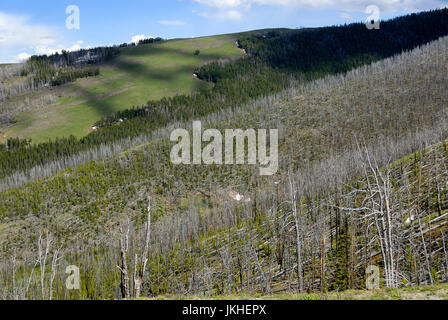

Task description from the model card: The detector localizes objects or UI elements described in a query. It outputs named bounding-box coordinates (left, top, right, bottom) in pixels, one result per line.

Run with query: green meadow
left=3, top=34, right=244, bottom=144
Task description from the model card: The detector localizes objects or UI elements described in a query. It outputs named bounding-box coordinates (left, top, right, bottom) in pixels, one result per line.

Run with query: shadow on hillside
left=69, top=45, right=227, bottom=120
left=120, top=42, right=237, bottom=60
left=113, top=47, right=234, bottom=82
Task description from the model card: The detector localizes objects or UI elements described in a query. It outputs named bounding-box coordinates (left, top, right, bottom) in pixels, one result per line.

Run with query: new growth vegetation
left=0, top=9, right=447, bottom=300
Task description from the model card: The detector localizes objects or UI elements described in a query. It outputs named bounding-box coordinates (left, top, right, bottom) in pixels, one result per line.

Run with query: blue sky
left=1, top=0, right=447, bottom=63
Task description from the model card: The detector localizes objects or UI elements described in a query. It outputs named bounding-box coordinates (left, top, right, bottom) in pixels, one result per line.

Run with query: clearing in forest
left=1, top=34, right=244, bottom=144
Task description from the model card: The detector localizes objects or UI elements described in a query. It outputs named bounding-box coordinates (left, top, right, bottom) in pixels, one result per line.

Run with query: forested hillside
left=0, top=9, right=447, bottom=186
left=1, top=19, right=447, bottom=299
left=0, top=46, right=118, bottom=103
left=0, top=46, right=120, bottom=140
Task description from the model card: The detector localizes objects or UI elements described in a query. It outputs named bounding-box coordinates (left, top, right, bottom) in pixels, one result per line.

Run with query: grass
left=150, top=283, right=448, bottom=300
left=2, top=34, right=244, bottom=144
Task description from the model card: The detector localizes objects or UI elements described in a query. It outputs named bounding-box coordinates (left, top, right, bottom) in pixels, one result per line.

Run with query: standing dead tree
left=134, top=196, right=152, bottom=299
left=252, top=246, right=272, bottom=295
left=442, top=231, right=448, bottom=282
left=348, top=145, right=402, bottom=288
left=36, top=232, right=62, bottom=300
left=11, top=254, right=17, bottom=300
left=416, top=213, right=434, bottom=285
left=118, top=195, right=152, bottom=299
left=118, top=222, right=131, bottom=299
left=49, top=246, right=62, bottom=301
left=219, top=244, right=233, bottom=296
left=37, top=233, right=53, bottom=299
left=288, top=176, right=304, bottom=293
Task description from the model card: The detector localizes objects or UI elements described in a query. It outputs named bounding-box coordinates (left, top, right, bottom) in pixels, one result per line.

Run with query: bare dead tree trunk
left=119, top=196, right=151, bottom=299
left=118, top=224, right=130, bottom=299
left=417, top=215, right=434, bottom=285
left=134, top=196, right=152, bottom=299
left=320, top=233, right=326, bottom=292
left=442, top=231, right=448, bottom=282
left=25, top=260, right=38, bottom=300
left=433, top=152, right=443, bottom=217
left=252, top=248, right=271, bottom=295
left=133, top=253, right=138, bottom=298
left=357, top=145, right=400, bottom=288
left=11, top=254, right=17, bottom=300
left=49, top=247, right=62, bottom=300
left=289, top=177, right=303, bottom=293
left=220, top=245, right=233, bottom=296
left=37, top=232, right=52, bottom=299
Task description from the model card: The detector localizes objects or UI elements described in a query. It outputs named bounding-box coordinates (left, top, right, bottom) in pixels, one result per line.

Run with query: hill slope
left=1, top=9, right=448, bottom=300
left=1, top=34, right=447, bottom=299
left=1, top=34, right=244, bottom=143
left=1, top=9, right=447, bottom=183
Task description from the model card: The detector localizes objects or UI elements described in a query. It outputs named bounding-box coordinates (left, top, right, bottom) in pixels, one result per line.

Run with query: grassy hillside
left=2, top=9, right=447, bottom=184
left=1, top=34, right=244, bottom=143
left=1, top=35, right=447, bottom=299
left=1, top=10, right=448, bottom=300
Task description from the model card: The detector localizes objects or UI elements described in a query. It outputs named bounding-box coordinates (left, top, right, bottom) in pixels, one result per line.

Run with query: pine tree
left=331, top=217, right=351, bottom=291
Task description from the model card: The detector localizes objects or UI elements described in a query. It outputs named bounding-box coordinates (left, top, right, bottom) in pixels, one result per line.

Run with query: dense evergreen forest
left=28, top=46, right=120, bottom=67
left=0, top=9, right=447, bottom=182
left=22, top=56, right=100, bottom=87
left=119, top=37, right=163, bottom=47
left=23, top=46, right=120, bottom=87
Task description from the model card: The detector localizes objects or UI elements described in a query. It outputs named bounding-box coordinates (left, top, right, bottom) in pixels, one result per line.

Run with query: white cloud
left=192, top=0, right=446, bottom=23
left=15, top=52, right=32, bottom=62
left=131, top=34, right=155, bottom=44
left=157, top=20, right=186, bottom=26
left=192, top=0, right=446, bottom=12
left=197, top=10, right=243, bottom=20
left=222, top=10, right=243, bottom=19
left=0, top=12, right=59, bottom=49
left=194, top=0, right=247, bottom=8
left=0, top=11, right=96, bottom=63
left=0, top=11, right=78, bottom=62
left=339, top=12, right=352, bottom=19
left=0, top=13, right=91, bottom=63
